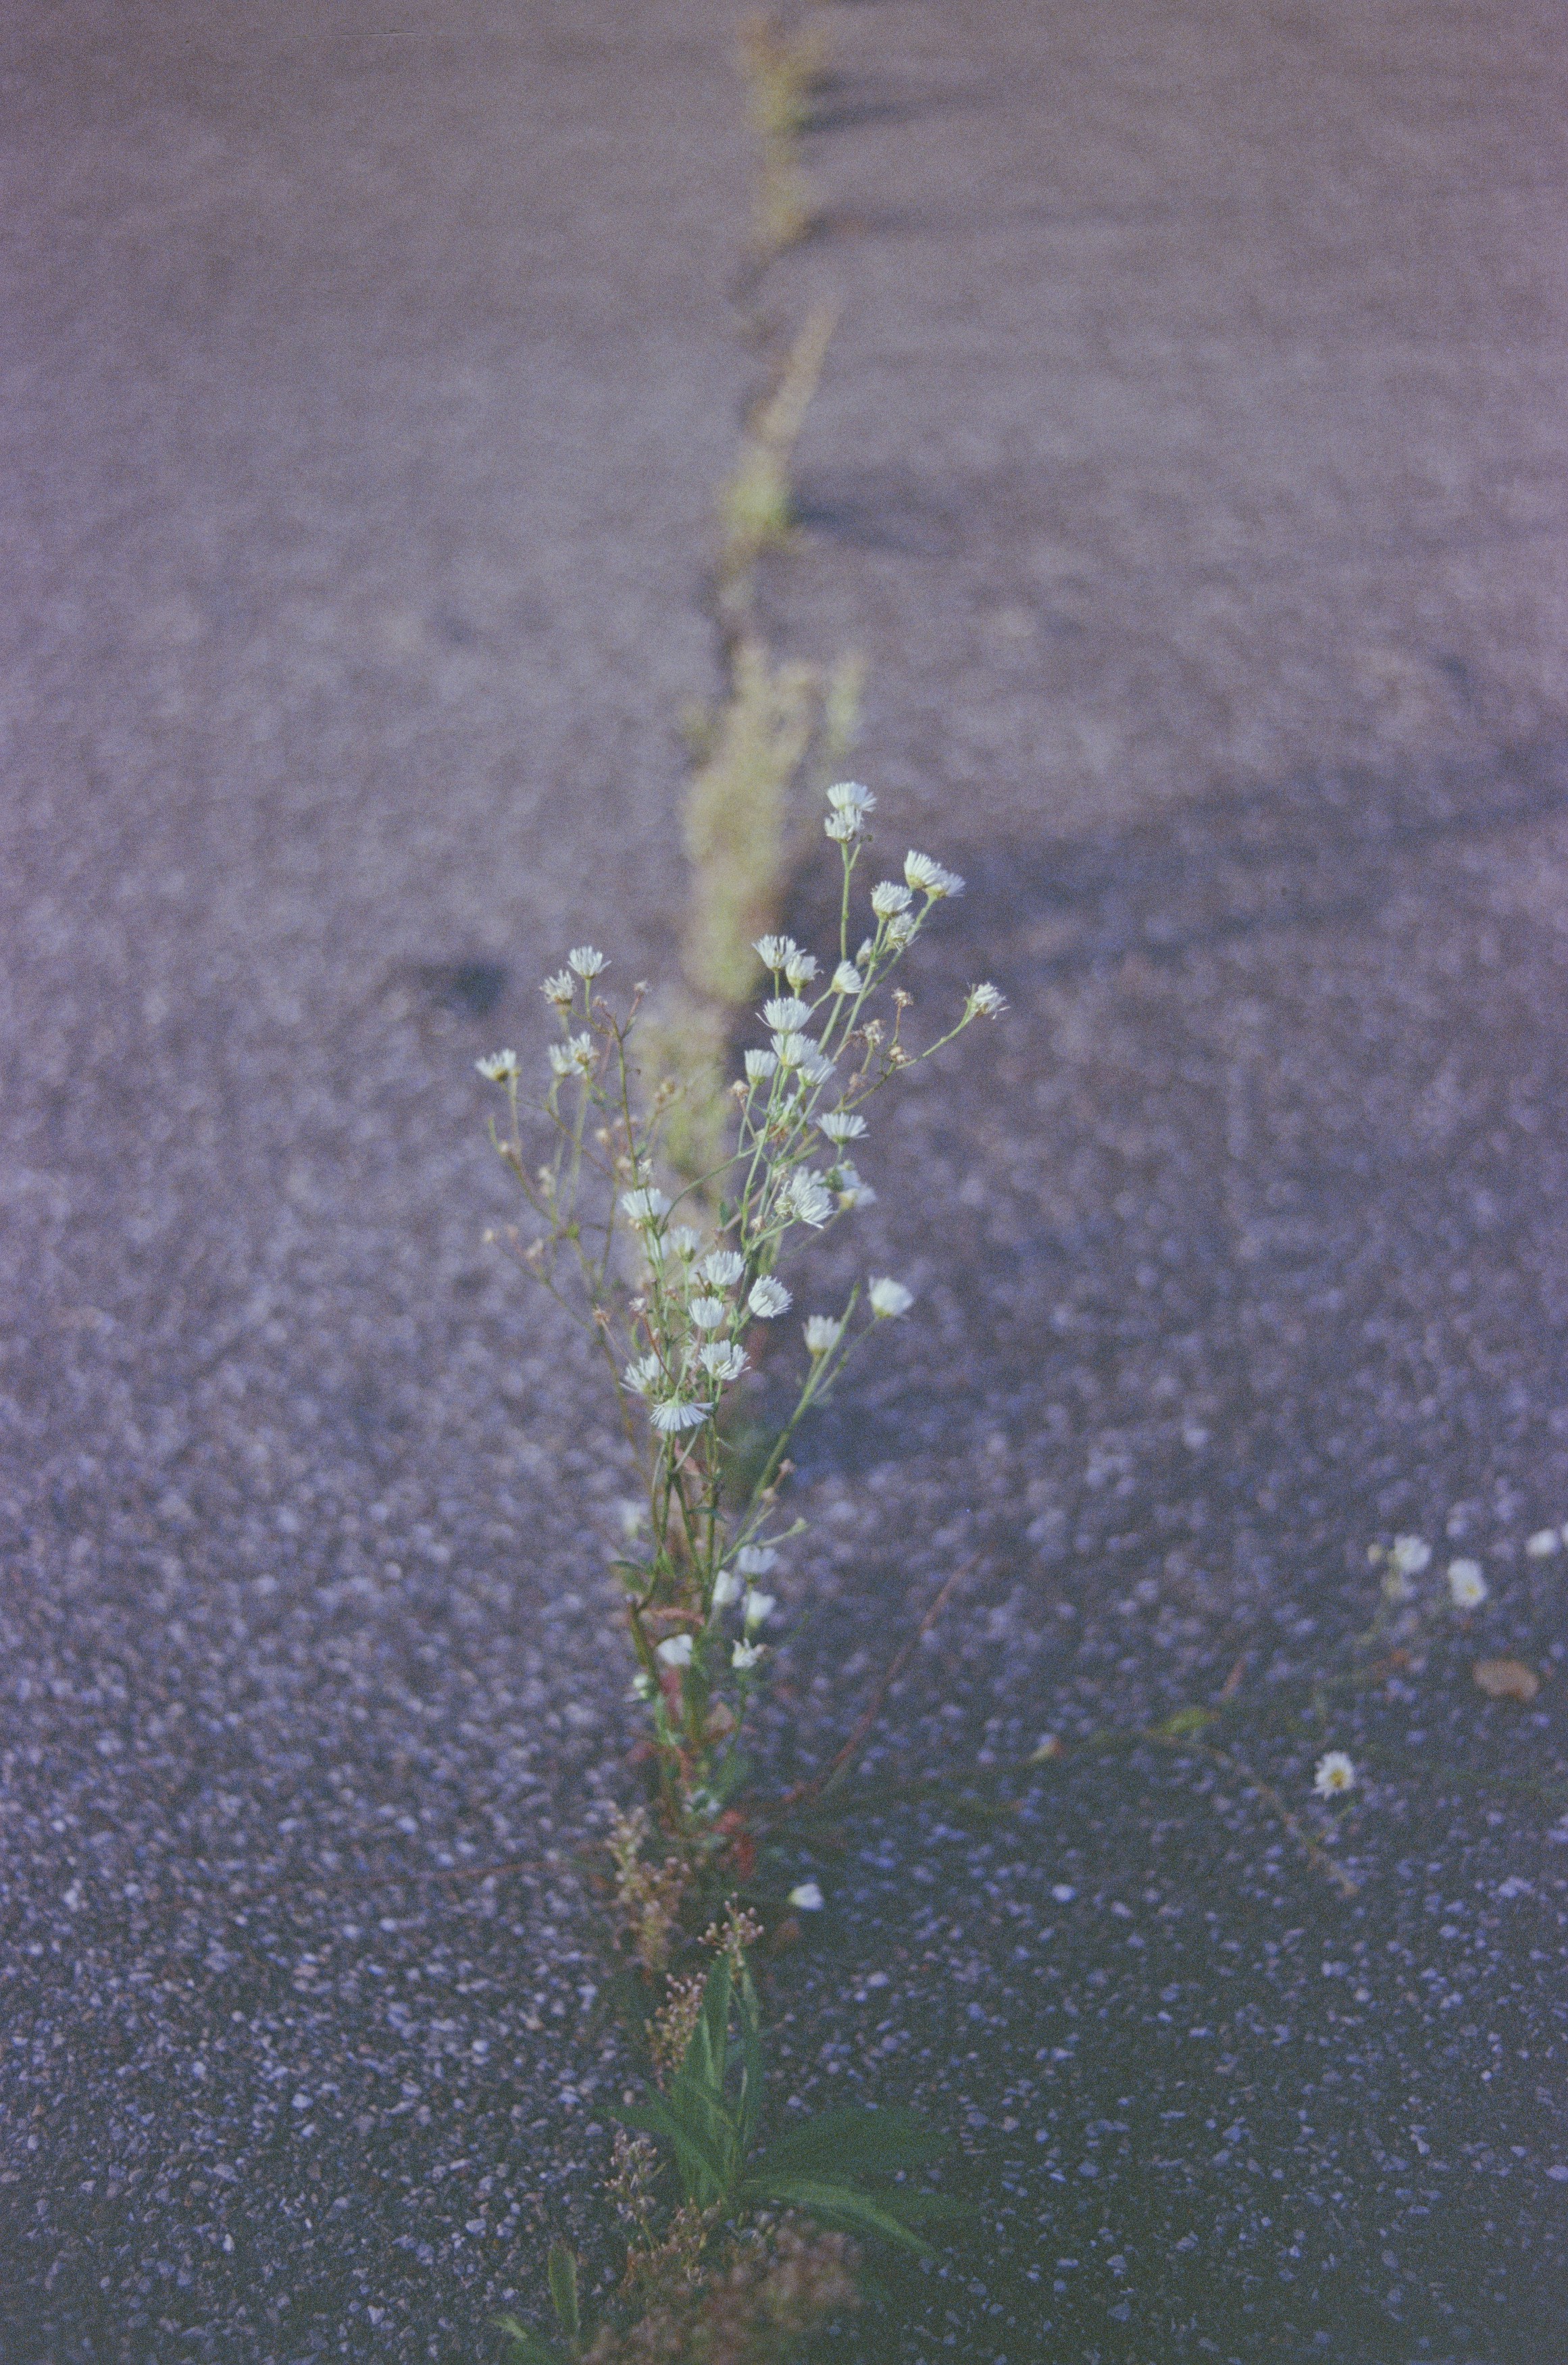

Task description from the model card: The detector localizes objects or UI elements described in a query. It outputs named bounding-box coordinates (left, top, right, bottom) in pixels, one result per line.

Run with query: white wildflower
left=622, top=1354, right=663, bottom=1396
left=783, top=951, right=819, bottom=989
left=905, top=850, right=964, bottom=898
left=1448, top=1559, right=1488, bottom=1609
left=736, top=1546, right=778, bottom=1577
left=711, top=1568, right=742, bottom=1608
left=541, top=970, right=575, bottom=1007
left=567, top=945, right=608, bottom=978
left=784, top=1170, right=834, bottom=1228
left=868, top=1276, right=914, bottom=1318
left=1389, top=1535, right=1432, bottom=1577
left=1313, top=1751, right=1356, bottom=1799
left=1526, top=1527, right=1563, bottom=1559
left=699, top=1343, right=747, bottom=1383
left=744, top=1049, right=779, bottom=1082
left=828, top=780, right=876, bottom=817
left=743, top=1590, right=776, bottom=1629
left=824, top=810, right=861, bottom=843
left=731, top=1640, right=764, bottom=1670
left=656, top=1634, right=694, bottom=1668
left=788, top=1881, right=824, bottom=1912
left=699, top=1249, right=744, bottom=1287
left=755, top=935, right=799, bottom=972
left=772, top=1030, right=811, bottom=1068
left=669, top=1226, right=703, bottom=1258
left=829, top=1162, right=877, bottom=1209
left=803, top=1314, right=842, bottom=1355
left=476, top=1049, right=519, bottom=1082
left=621, top=1186, right=672, bottom=1229
left=884, top=912, right=917, bottom=947
left=831, top=961, right=863, bottom=996
left=650, top=1399, right=708, bottom=1434
left=965, top=981, right=1007, bottom=1018
left=629, top=1670, right=655, bottom=1701
left=549, top=1033, right=595, bottom=1076
left=871, top=881, right=913, bottom=918
left=688, top=1295, right=728, bottom=1332
left=748, top=1276, right=790, bottom=1318
left=818, top=1110, right=867, bottom=1141
left=763, top=997, right=813, bottom=1032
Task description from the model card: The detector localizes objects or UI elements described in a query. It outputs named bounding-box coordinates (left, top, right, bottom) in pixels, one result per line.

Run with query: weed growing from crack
left=716, top=305, right=838, bottom=605
left=738, top=11, right=828, bottom=262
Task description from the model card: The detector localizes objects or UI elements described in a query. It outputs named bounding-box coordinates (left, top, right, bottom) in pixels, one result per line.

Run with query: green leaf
left=1153, top=1704, right=1217, bottom=1739
left=615, top=2097, right=733, bottom=2211
left=752, top=2105, right=946, bottom=2181
left=740, top=2172, right=936, bottom=2252
left=546, top=2244, right=580, bottom=2345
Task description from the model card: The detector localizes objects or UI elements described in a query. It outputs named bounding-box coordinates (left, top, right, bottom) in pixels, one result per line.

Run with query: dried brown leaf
left=1472, top=1657, right=1541, bottom=1703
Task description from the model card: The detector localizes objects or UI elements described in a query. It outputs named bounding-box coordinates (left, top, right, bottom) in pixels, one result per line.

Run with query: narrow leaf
left=742, top=2172, right=934, bottom=2252
left=546, top=2244, right=580, bottom=2345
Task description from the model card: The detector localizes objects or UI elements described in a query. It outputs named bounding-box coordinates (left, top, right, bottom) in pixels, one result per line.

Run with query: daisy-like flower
left=824, top=810, right=861, bottom=843
left=621, top=1186, right=672, bottom=1229
left=784, top=1171, right=834, bottom=1228
left=1313, top=1751, right=1356, bottom=1799
left=699, top=1343, right=747, bottom=1384
left=1389, top=1535, right=1432, bottom=1577
left=818, top=1110, right=867, bottom=1142
left=731, top=1640, right=764, bottom=1670
left=749, top=1276, right=790, bottom=1318
left=869, top=1276, right=914, bottom=1318
left=905, top=850, right=964, bottom=898
left=567, top=945, right=608, bottom=978
left=755, top=934, right=799, bottom=972
left=828, top=1162, right=877, bottom=1210
left=669, top=1226, right=703, bottom=1258
left=828, top=779, right=876, bottom=817
left=656, top=1634, right=694, bottom=1668
left=651, top=1399, right=708, bottom=1434
left=783, top=951, right=819, bottom=989
left=1448, top=1559, right=1488, bottom=1610
left=803, top=1314, right=842, bottom=1355
left=772, top=1030, right=811, bottom=1068
left=744, top=1590, right=776, bottom=1629
left=965, top=981, right=1007, bottom=1018
left=1526, top=1527, right=1563, bottom=1559
left=699, top=1249, right=744, bottom=1287
left=476, top=1049, right=519, bottom=1082
left=884, top=912, right=917, bottom=948
left=622, top=1354, right=663, bottom=1396
left=831, top=961, right=863, bottom=996
left=711, top=1568, right=742, bottom=1608
left=788, top=1881, right=824, bottom=1912
left=737, top=1546, right=778, bottom=1578
left=629, top=1670, right=655, bottom=1701
left=688, top=1295, right=728, bottom=1331
left=744, top=1049, right=779, bottom=1082
left=871, top=881, right=913, bottom=918
left=549, top=1033, right=596, bottom=1076
left=763, top=997, right=813, bottom=1032
left=540, top=970, right=575, bottom=1007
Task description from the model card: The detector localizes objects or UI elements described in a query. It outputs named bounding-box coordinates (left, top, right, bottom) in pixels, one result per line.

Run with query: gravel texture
left=3, top=2, right=1567, bottom=2360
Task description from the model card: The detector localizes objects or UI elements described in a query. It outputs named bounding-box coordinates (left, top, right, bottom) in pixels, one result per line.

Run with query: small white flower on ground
left=651, top=1399, right=708, bottom=1434
left=621, top=1187, right=672, bottom=1229
left=804, top=1314, right=842, bottom=1355
left=731, top=1640, right=763, bottom=1670
left=541, top=970, right=575, bottom=1006
left=476, top=1049, right=519, bottom=1082
left=763, top=996, right=813, bottom=1032
left=699, top=1343, right=747, bottom=1383
left=744, top=1049, right=778, bottom=1081
left=549, top=1034, right=595, bottom=1076
left=1526, top=1527, right=1563, bottom=1558
left=869, top=1276, right=914, bottom=1318
left=783, top=951, right=819, bottom=989
left=1448, top=1559, right=1488, bottom=1609
left=1389, top=1535, right=1432, bottom=1577
left=828, top=779, right=875, bottom=816
left=699, top=1248, right=744, bottom=1286
left=784, top=1171, right=834, bottom=1228
left=818, top=1110, right=867, bottom=1141
left=656, top=1634, right=694, bottom=1668
left=688, top=1295, right=727, bottom=1331
left=831, top=961, right=863, bottom=995
left=871, top=880, right=913, bottom=917
left=904, top=850, right=964, bottom=897
left=622, top=1354, right=663, bottom=1395
left=749, top=1276, right=790, bottom=1318
left=711, top=1568, right=741, bottom=1607
left=737, top=1545, right=777, bottom=1576
left=567, top=945, right=608, bottom=978
left=788, top=1881, right=824, bottom=1912
left=669, top=1226, right=703, bottom=1258
left=965, top=982, right=1007, bottom=1018
left=1313, top=1751, right=1356, bottom=1799
left=754, top=935, right=799, bottom=972
left=743, top=1590, right=776, bottom=1628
